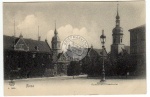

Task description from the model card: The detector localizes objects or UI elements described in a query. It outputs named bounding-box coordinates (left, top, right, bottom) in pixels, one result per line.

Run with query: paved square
left=4, top=75, right=146, bottom=95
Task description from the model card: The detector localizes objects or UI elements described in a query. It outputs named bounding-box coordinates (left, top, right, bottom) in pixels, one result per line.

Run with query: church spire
left=116, top=4, right=119, bottom=19
left=55, top=20, right=56, bottom=29
left=116, top=4, right=120, bottom=27
left=54, top=20, right=58, bottom=35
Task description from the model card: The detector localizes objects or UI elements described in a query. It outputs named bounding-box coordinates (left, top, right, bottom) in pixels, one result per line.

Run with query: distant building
left=128, top=24, right=146, bottom=76
left=4, top=34, right=53, bottom=79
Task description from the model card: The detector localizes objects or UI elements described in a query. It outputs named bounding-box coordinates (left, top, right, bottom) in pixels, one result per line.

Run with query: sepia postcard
left=3, top=0, right=146, bottom=96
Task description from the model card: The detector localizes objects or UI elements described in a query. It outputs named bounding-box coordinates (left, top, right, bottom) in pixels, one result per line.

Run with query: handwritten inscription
left=8, top=87, right=16, bottom=89
left=26, top=84, right=34, bottom=88
left=91, top=83, right=118, bottom=85
left=8, top=80, right=16, bottom=89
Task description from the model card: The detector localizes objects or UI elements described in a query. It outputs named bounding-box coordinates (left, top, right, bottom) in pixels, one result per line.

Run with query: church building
left=111, top=5, right=125, bottom=60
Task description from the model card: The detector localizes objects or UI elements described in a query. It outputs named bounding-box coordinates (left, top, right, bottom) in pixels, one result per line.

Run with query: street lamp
left=100, top=29, right=106, bottom=82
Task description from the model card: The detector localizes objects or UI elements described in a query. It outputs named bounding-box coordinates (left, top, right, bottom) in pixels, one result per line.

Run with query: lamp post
left=100, top=29, right=106, bottom=82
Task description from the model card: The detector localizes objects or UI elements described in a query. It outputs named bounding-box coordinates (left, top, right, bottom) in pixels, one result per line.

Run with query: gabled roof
left=4, top=35, right=51, bottom=53
left=87, top=47, right=107, bottom=57
left=92, top=48, right=103, bottom=56
left=56, top=52, right=71, bottom=63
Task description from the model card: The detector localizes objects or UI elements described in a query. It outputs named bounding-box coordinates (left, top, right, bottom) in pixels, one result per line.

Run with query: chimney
left=45, top=39, right=47, bottom=42
left=38, top=26, right=41, bottom=41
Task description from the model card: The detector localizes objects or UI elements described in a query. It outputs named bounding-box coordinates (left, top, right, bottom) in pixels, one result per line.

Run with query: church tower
left=111, top=4, right=124, bottom=60
left=51, top=22, right=61, bottom=62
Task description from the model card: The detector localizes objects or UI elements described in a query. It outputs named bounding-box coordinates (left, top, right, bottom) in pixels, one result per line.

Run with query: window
left=35, top=46, right=39, bottom=51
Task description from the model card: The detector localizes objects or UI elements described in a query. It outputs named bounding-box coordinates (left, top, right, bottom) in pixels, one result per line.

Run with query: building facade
left=4, top=34, right=53, bottom=79
left=128, top=25, right=146, bottom=76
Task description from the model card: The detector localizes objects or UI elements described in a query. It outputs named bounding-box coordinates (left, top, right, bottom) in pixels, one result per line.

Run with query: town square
left=3, top=1, right=146, bottom=95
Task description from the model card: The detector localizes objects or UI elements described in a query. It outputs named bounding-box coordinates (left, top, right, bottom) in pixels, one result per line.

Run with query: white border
left=0, top=0, right=149, bottom=97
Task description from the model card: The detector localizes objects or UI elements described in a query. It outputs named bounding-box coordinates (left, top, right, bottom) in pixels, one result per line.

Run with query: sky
left=3, top=1, right=145, bottom=52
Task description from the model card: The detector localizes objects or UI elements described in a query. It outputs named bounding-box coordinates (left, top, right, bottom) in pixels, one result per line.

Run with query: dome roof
left=112, top=26, right=123, bottom=35
left=52, top=35, right=60, bottom=42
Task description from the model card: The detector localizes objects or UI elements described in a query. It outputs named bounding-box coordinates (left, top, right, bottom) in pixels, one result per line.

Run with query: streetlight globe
left=100, top=30, right=106, bottom=44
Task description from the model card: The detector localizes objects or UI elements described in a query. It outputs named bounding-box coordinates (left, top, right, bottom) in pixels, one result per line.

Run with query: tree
left=67, top=61, right=81, bottom=78
left=115, top=51, right=132, bottom=77
left=81, top=56, right=91, bottom=74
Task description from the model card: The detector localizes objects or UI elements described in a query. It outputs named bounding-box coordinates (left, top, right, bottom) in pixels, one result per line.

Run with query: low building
left=4, top=34, right=53, bottom=79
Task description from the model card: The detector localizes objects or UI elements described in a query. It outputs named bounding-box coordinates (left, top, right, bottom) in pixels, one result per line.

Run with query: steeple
left=51, top=21, right=61, bottom=61
left=116, top=4, right=120, bottom=19
left=54, top=20, right=58, bottom=35
left=116, top=4, right=120, bottom=27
